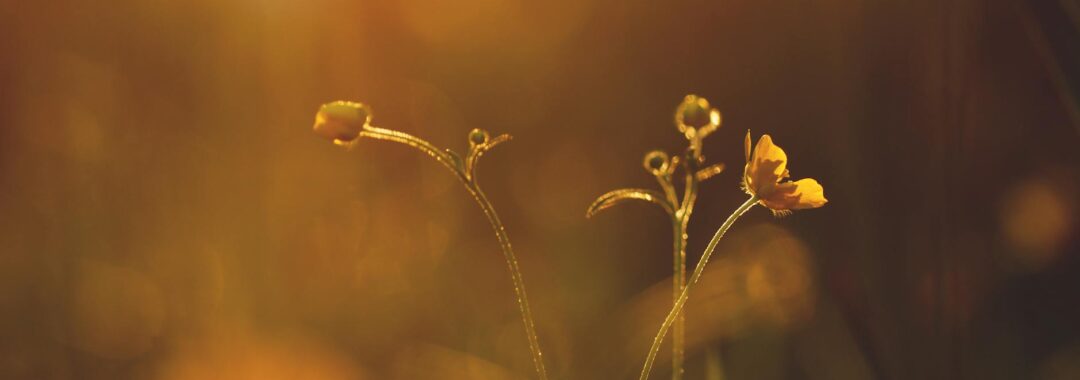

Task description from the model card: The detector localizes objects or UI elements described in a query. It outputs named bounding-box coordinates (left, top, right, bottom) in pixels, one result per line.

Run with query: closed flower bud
left=675, top=95, right=722, bottom=137
left=313, top=101, right=372, bottom=144
left=643, top=150, right=670, bottom=176
left=469, top=128, right=489, bottom=146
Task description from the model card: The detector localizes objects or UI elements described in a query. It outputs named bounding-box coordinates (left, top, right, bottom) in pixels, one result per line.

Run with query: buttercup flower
left=313, top=101, right=372, bottom=144
left=742, top=131, right=827, bottom=214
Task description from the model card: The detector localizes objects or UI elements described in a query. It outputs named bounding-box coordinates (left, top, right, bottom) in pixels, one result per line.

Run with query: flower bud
left=675, top=95, right=721, bottom=137
left=469, top=128, right=489, bottom=146
left=643, top=150, right=670, bottom=176
left=313, top=101, right=372, bottom=143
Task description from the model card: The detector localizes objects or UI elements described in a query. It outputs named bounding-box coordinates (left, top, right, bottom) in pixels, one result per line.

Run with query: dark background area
left=1, top=0, right=1078, bottom=379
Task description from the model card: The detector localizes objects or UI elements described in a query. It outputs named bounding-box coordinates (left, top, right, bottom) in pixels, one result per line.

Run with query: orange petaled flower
left=742, top=131, right=827, bottom=215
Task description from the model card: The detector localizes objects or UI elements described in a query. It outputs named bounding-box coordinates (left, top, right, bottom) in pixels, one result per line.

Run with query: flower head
left=742, top=131, right=827, bottom=215
left=313, top=101, right=372, bottom=144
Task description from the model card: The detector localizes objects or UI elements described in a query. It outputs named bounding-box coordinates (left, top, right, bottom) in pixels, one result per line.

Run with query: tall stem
left=466, top=183, right=549, bottom=380
left=670, top=157, right=698, bottom=380
left=640, top=196, right=758, bottom=380
left=357, top=126, right=549, bottom=380
left=670, top=218, right=687, bottom=380
left=669, top=151, right=704, bottom=380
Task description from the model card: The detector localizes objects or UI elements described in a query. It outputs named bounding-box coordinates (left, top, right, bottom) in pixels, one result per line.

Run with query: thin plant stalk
left=584, top=95, right=726, bottom=380
left=670, top=218, right=687, bottom=380
left=590, top=148, right=721, bottom=380
left=640, top=196, right=758, bottom=380
left=357, top=126, right=549, bottom=380
left=467, top=185, right=548, bottom=380
left=669, top=156, right=699, bottom=380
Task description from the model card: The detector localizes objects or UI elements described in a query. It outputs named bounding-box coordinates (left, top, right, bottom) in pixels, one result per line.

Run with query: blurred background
left=1, top=0, right=1078, bottom=379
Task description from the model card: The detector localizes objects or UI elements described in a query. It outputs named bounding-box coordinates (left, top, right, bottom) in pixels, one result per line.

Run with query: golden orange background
left=1, top=0, right=1078, bottom=379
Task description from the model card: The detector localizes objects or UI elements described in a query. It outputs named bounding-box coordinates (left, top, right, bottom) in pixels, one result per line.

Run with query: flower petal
left=759, top=178, right=827, bottom=211
left=790, top=178, right=827, bottom=209
left=747, top=134, right=788, bottom=192
left=744, top=130, right=752, bottom=164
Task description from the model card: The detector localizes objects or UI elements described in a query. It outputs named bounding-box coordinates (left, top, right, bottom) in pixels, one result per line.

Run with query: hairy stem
left=358, top=126, right=549, bottom=380
left=466, top=183, right=549, bottom=380
left=670, top=153, right=701, bottom=380
left=670, top=157, right=697, bottom=380
left=640, top=196, right=758, bottom=380
left=670, top=218, right=687, bottom=380
left=359, top=127, right=464, bottom=179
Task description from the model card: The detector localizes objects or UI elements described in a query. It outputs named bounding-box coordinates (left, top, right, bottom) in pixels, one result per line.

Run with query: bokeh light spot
left=999, top=176, right=1075, bottom=269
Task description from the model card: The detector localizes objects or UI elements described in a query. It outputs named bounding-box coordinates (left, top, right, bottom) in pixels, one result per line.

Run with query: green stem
left=359, top=127, right=465, bottom=179
left=640, top=196, right=758, bottom=380
left=670, top=218, right=687, bottom=380
left=358, top=126, right=549, bottom=380
left=670, top=156, right=698, bottom=380
left=466, top=183, right=549, bottom=380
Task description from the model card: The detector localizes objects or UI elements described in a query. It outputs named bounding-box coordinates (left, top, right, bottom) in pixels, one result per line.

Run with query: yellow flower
left=313, top=101, right=372, bottom=144
left=742, top=131, right=827, bottom=214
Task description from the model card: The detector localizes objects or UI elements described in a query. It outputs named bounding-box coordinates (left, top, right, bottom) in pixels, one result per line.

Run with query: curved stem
left=359, top=126, right=464, bottom=180
left=466, top=183, right=549, bottom=380
left=356, top=126, right=548, bottom=380
left=640, top=196, right=758, bottom=380
left=656, top=174, right=680, bottom=208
